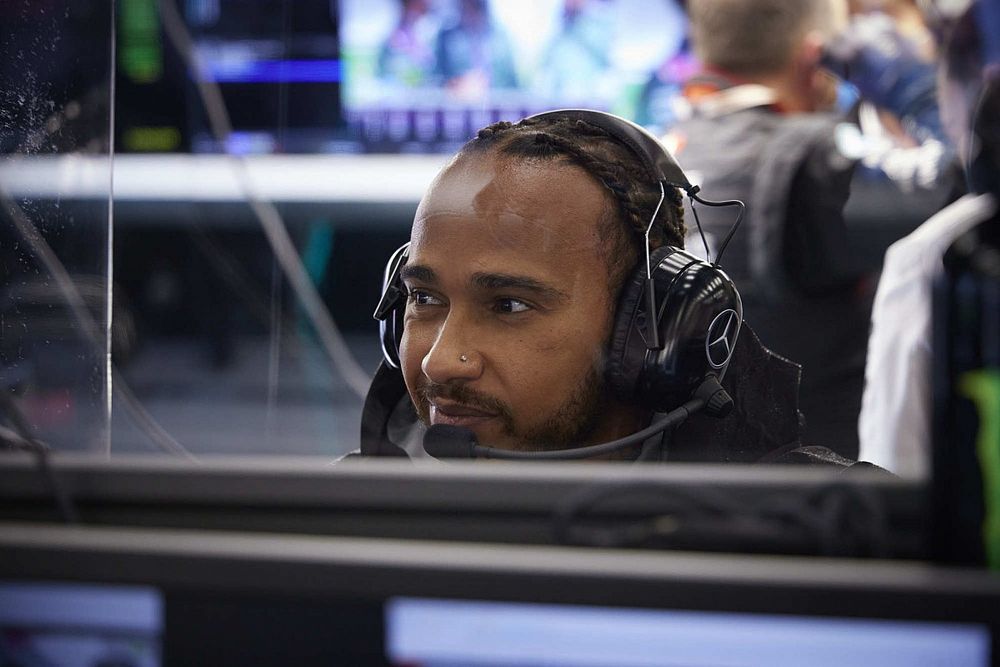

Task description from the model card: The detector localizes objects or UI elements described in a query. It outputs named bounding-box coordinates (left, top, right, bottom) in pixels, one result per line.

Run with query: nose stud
left=459, top=354, right=469, bottom=363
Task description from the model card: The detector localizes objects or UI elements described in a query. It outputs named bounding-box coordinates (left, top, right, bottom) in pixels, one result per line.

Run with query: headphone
left=373, top=109, right=744, bottom=414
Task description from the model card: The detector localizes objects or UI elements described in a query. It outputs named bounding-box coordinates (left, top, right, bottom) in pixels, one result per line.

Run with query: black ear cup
left=606, top=245, right=743, bottom=412
left=373, top=243, right=409, bottom=369
left=606, top=245, right=675, bottom=398
left=381, top=303, right=405, bottom=369
left=528, top=111, right=744, bottom=409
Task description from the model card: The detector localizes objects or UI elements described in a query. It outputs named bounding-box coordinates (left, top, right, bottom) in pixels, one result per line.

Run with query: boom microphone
left=423, top=424, right=481, bottom=459
left=422, top=376, right=732, bottom=460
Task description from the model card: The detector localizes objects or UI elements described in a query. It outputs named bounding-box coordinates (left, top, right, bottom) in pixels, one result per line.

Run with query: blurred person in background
left=859, top=0, right=1000, bottom=476
left=825, top=0, right=957, bottom=196
left=848, top=0, right=937, bottom=60
left=434, top=0, right=518, bottom=97
left=378, top=0, right=438, bottom=87
left=664, top=0, right=952, bottom=459
left=536, top=0, right=614, bottom=100
left=636, top=32, right=699, bottom=133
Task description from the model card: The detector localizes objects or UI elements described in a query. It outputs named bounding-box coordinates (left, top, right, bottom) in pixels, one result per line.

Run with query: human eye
left=406, top=288, right=444, bottom=307
left=494, top=297, right=532, bottom=314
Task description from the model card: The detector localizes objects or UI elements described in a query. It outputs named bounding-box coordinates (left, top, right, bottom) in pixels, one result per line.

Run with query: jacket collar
left=684, top=69, right=785, bottom=117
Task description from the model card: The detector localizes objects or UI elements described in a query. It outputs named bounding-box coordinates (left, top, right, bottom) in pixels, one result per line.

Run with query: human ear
left=800, top=31, right=838, bottom=111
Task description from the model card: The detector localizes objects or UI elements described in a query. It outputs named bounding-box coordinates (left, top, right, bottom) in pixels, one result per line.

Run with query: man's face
left=399, top=151, right=626, bottom=452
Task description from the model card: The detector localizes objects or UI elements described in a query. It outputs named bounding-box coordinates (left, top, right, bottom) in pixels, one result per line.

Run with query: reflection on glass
left=110, top=0, right=381, bottom=458
left=1, top=3, right=114, bottom=454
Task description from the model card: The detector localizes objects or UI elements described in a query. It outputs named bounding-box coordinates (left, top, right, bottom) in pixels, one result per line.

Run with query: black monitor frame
left=0, top=453, right=926, bottom=557
left=1, top=454, right=997, bottom=664
left=1, top=520, right=999, bottom=663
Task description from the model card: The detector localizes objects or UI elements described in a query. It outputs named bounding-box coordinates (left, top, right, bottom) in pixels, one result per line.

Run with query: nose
left=421, top=312, right=483, bottom=384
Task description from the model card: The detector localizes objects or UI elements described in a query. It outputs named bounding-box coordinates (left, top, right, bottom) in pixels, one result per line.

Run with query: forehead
left=410, top=151, right=612, bottom=270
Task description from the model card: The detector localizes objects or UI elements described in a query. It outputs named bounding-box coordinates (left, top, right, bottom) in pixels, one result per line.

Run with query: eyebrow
left=471, top=272, right=569, bottom=303
left=400, top=265, right=568, bottom=303
left=399, top=264, right=436, bottom=283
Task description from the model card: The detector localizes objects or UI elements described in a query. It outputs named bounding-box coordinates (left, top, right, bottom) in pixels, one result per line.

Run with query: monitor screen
left=0, top=582, right=163, bottom=667
left=117, top=0, right=693, bottom=155
left=117, top=0, right=346, bottom=154
left=339, top=0, right=691, bottom=154
left=1, top=515, right=998, bottom=666
left=1, top=583, right=990, bottom=666
left=184, top=0, right=344, bottom=154
left=386, top=597, right=992, bottom=667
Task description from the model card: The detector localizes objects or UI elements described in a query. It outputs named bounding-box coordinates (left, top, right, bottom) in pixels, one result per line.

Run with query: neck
left=746, top=69, right=815, bottom=113
left=581, top=397, right=649, bottom=460
left=699, top=64, right=816, bottom=114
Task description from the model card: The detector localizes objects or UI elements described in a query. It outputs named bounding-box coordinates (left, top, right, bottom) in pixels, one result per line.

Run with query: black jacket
left=671, top=99, right=871, bottom=458
left=357, top=325, right=849, bottom=464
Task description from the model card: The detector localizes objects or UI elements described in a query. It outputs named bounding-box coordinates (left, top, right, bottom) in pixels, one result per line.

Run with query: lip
left=429, top=400, right=497, bottom=427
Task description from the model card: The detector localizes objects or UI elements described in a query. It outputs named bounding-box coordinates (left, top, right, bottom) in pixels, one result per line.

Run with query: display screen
left=0, top=582, right=163, bottom=667
left=118, top=0, right=345, bottom=154
left=386, top=597, right=992, bottom=667
left=0, top=583, right=992, bottom=664
left=118, top=0, right=692, bottom=155
left=184, top=0, right=344, bottom=153
left=340, top=0, right=691, bottom=153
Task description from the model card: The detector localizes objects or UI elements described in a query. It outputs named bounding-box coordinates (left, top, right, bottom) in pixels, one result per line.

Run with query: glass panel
left=1, top=2, right=114, bottom=453
left=109, top=0, right=387, bottom=457
left=103, top=0, right=692, bottom=460
left=0, top=1, right=943, bottom=468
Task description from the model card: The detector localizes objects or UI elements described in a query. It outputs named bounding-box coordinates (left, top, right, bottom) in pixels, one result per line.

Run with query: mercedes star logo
left=705, top=309, right=740, bottom=369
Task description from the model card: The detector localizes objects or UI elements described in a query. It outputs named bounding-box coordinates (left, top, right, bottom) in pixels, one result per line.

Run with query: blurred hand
left=821, top=12, right=934, bottom=111
left=822, top=12, right=945, bottom=143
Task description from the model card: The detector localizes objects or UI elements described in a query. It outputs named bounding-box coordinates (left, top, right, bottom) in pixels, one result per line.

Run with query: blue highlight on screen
left=199, top=59, right=342, bottom=84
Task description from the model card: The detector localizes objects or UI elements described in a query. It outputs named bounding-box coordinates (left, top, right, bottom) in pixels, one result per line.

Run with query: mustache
left=418, top=381, right=514, bottom=423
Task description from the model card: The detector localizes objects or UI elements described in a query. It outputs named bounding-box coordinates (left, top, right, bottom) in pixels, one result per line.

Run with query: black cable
left=811, top=481, right=890, bottom=558
left=552, top=478, right=890, bottom=557
left=553, top=482, right=769, bottom=550
left=687, top=191, right=746, bottom=266
left=1, top=181, right=197, bottom=459
left=0, top=392, right=79, bottom=524
left=158, top=0, right=372, bottom=398
left=635, top=428, right=667, bottom=461
left=477, top=397, right=704, bottom=460
left=689, top=199, right=713, bottom=262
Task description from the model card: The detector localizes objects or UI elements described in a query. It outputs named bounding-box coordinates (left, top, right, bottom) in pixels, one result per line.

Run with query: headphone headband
left=526, top=109, right=694, bottom=193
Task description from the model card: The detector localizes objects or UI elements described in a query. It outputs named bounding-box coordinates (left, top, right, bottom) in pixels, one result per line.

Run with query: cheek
left=517, top=285, right=615, bottom=374
left=399, top=323, right=431, bottom=390
left=498, top=312, right=612, bottom=395
left=526, top=318, right=605, bottom=356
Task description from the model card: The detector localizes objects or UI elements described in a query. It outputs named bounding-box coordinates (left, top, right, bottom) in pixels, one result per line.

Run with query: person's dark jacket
left=358, top=323, right=850, bottom=465
left=670, top=92, right=871, bottom=458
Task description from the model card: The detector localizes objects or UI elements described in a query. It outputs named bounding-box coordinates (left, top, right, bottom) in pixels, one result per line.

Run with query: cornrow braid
left=461, top=115, right=686, bottom=293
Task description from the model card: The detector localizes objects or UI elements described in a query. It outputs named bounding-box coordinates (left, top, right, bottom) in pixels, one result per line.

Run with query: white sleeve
left=858, top=194, right=997, bottom=478
left=858, top=240, right=934, bottom=477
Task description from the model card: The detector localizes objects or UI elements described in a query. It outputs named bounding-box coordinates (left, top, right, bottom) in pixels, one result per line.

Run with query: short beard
left=414, top=364, right=607, bottom=452
left=515, top=363, right=605, bottom=450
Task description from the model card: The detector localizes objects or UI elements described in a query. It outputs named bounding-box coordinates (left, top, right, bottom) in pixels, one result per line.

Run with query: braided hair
left=458, top=115, right=686, bottom=293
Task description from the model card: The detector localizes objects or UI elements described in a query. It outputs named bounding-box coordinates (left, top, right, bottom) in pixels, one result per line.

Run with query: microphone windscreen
left=423, top=424, right=479, bottom=459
